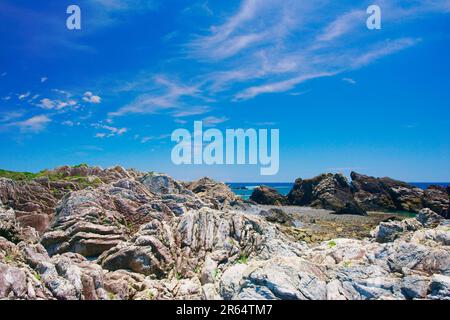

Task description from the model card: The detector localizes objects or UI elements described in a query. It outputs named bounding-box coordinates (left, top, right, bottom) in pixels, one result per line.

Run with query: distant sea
left=228, top=182, right=450, bottom=200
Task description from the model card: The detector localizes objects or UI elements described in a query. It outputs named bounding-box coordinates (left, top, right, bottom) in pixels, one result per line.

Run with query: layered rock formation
left=250, top=186, right=287, bottom=206
left=351, top=172, right=449, bottom=217
left=287, top=174, right=366, bottom=215
left=249, top=172, right=449, bottom=218
left=0, top=166, right=449, bottom=300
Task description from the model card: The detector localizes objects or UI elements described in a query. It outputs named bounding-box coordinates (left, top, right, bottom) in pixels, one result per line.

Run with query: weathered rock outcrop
left=0, top=166, right=448, bottom=300
left=423, top=187, right=449, bottom=219
left=216, top=209, right=449, bottom=300
left=259, top=208, right=295, bottom=227
left=250, top=186, right=287, bottom=206
left=351, top=172, right=449, bottom=217
left=184, top=177, right=239, bottom=209
left=0, top=178, right=57, bottom=233
left=287, top=174, right=366, bottom=215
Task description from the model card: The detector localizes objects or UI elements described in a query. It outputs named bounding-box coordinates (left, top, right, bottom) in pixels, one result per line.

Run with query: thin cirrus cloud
left=202, top=116, right=229, bottom=127
left=180, top=0, right=445, bottom=102
left=37, top=98, right=77, bottom=110
left=18, top=92, right=31, bottom=100
left=171, top=106, right=211, bottom=118
left=94, top=124, right=128, bottom=138
left=100, top=0, right=450, bottom=119
left=342, top=78, right=357, bottom=85
left=109, top=76, right=203, bottom=117
left=10, top=115, right=51, bottom=133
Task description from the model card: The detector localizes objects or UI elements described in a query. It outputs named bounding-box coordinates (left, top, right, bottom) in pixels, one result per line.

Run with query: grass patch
left=107, top=292, right=116, bottom=300
left=236, top=254, right=249, bottom=265
left=0, top=169, right=39, bottom=181
left=0, top=169, right=102, bottom=188
left=328, top=240, right=337, bottom=248
left=72, top=163, right=89, bottom=168
left=213, top=268, right=221, bottom=279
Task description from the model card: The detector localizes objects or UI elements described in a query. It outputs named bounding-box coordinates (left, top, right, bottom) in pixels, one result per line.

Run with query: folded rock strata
left=0, top=166, right=449, bottom=300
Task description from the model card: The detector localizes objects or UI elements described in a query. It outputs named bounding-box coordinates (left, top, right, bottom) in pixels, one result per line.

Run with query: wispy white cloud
left=94, top=124, right=128, bottom=138
left=82, top=91, right=102, bottom=104
left=202, top=116, right=229, bottom=127
left=141, top=134, right=171, bottom=143
left=342, top=77, right=357, bottom=85
left=37, top=98, right=77, bottom=110
left=350, top=38, right=420, bottom=68
left=316, top=10, right=365, bottom=43
left=41, top=77, right=48, bottom=83
left=234, top=72, right=335, bottom=101
left=171, top=105, right=211, bottom=118
left=18, top=92, right=31, bottom=100
left=109, top=76, right=202, bottom=117
left=11, top=115, right=51, bottom=133
left=183, top=1, right=436, bottom=102
left=91, top=0, right=158, bottom=12
left=61, top=120, right=81, bottom=127
left=103, top=0, right=448, bottom=118
left=0, top=111, right=25, bottom=123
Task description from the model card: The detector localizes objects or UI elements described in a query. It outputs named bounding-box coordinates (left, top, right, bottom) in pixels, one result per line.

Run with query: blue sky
left=0, top=0, right=449, bottom=182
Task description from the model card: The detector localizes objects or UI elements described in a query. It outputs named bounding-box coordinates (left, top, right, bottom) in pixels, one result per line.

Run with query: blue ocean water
left=228, top=182, right=450, bottom=200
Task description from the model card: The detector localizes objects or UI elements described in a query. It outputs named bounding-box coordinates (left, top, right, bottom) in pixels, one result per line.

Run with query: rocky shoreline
left=0, top=165, right=449, bottom=300
left=250, top=172, right=450, bottom=218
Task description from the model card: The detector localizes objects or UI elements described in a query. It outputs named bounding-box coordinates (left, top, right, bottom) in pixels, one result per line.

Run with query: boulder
left=428, top=275, right=450, bottom=300
left=250, top=186, right=287, bottom=205
left=416, top=208, right=444, bottom=227
left=184, top=177, right=239, bottom=209
left=350, top=172, right=443, bottom=215
left=401, top=275, right=430, bottom=299
left=140, top=172, right=186, bottom=195
left=372, top=218, right=422, bottom=243
left=259, top=208, right=295, bottom=227
left=219, top=257, right=328, bottom=300
left=287, top=174, right=366, bottom=215
left=423, top=188, right=449, bottom=218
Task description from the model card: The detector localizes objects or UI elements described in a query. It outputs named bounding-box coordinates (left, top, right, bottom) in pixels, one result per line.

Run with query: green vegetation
left=34, top=273, right=42, bottom=282
left=236, top=254, right=249, bottom=264
left=213, top=268, right=221, bottom=279
left=0, top=169, right=40, bottom=181
left=107, top=292, right=116, bottom=300
left=176, top=272, right=183, bottom=280
left=328, top=240, right=337, bottom=248
left=147, top=290, right=154, bottom=300
left=0, top=168, right=102, bottom=188
left=4, top=255, right=14, bottom=263
left=72, top=163, right=89, bottom=168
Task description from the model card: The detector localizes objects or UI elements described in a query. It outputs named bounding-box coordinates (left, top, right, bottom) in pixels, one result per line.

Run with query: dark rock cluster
left=250, top=172, right=449, bottom=218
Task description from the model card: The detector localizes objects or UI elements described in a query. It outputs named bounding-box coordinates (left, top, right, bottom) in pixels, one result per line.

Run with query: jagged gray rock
left=0, top=166, right=448, bottom=300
